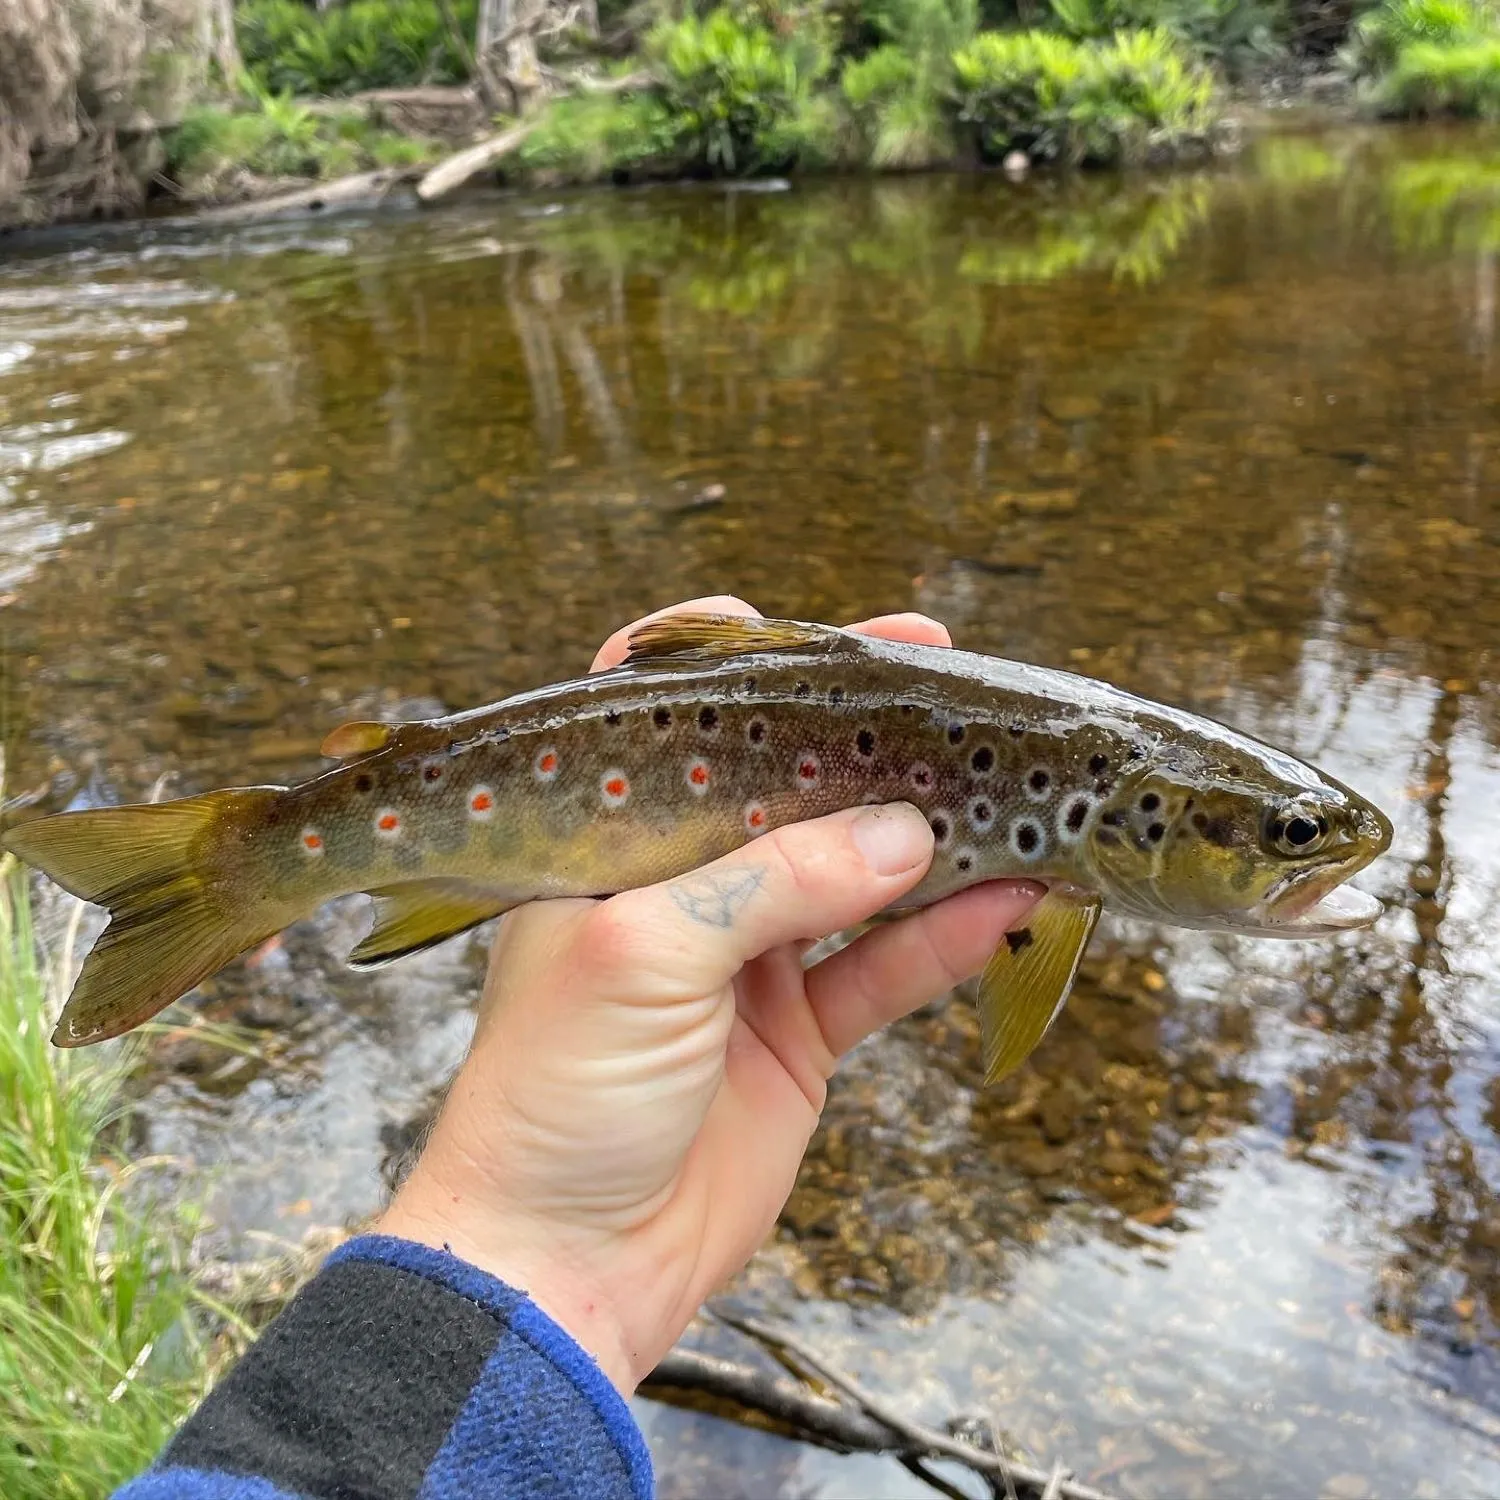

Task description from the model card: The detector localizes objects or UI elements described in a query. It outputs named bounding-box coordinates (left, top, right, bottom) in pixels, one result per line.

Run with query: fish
left=2, top=614, right=1393, bottom=1080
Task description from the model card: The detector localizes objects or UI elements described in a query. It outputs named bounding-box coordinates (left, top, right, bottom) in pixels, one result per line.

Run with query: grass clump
left=238, top=0, right=478, bottom=97
left=0, top=860, right=230, bottom=1498
left=953, top=25, right=1217, bottom=164
left=167, top=93, right=443, bottom=196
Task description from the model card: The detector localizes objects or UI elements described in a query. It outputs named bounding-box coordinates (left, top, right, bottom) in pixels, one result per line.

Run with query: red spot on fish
left=539, top=752, right=557, bottom=773
left=606, top=776, right=626, bottom=796
left=378, top=812, right=400, bottom=833
left=301, top=830, right=323, bottom=853
left=534, top=748, right=560, bottom=783
left=795, top=753, right=821, bottom=789
left=744, top=801, right=768, bottom=835
left=601, top=770, right=631, bottom=807
left=471, top=790, right=493, bottom=813
left=686, top=758, right=711, bottom=794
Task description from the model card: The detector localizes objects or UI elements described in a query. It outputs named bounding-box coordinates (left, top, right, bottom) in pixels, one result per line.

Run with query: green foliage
left=1048, top=0, right=1282, bottom=64
left=0, top=864, right=229, bottom=1498
left=841, top=0, right=978, bottom=165
left=1343, top=0, right=1485, bottom=74
left=1372, top=34, right=1500, bottom=111
left=647, top=7, right=835, bottom=172
left=238, top=0, right=477, bottom=96
left=167, top=95, right=442, bottom=195
left=953, top=26, right=1217, bottom=163
left=520, top=92, right=691, bottom=178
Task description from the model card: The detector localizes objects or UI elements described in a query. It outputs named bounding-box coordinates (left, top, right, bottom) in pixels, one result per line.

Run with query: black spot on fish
left=354, top=773, right=373, bottom=793
left=1147, top=822, right=1166, bottom=843
left=1200, top=816, right=1235, bottom=847
left=973, top=800, right=992, bottom=822
left=947, top=723, right=966, bottom=745
left=956, top=852, right=973, bottom=872
left=1089, top=752, right=1109, bottom=776
left=1128, top=744, right=1146, bottom=761
left=1015, top=822, right=1040, bottom=854
left=930, top=814, right=949, bottom=841
left=1006, top=927, right=1034, bottom=955
left=794, top=681, right=812, bottom=698
left=971, top=746, right=994, bottom=773
left=1066, top=799, right=1089, bottom=833
left=1009, top=721, right=1026, bottom=737
left=1140, top=792, right=1161, bottom=813
left=741, top=675, right=757, bottom=694
left=748, top=718, right=767, bottom=744
left=856, top=728, right=876, bottom=757
left=698, top=705, right=719, bottom=733
left=653, top=707, right=672, bottom=730
left=1029, top=768, right=1050, bottom=794
left=829, top=685, right=845, bottom=706
left=901, top=703, right=917, bottom=715
left=605, top=710, right=622, bottom=726
left=423, top=763, right=443, bottom=783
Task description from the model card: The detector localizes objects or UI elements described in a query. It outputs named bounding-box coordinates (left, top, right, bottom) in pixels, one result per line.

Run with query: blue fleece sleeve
left=114, top=1233, right=654, bottom=1500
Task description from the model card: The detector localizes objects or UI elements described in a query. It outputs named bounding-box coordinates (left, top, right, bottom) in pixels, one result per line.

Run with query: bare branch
left=416, top=120, right=535, bottom=203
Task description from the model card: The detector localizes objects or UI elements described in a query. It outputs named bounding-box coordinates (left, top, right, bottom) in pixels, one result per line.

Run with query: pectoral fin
left=976, top=886, right=1102, bottom=1086
left=350, top=880, right=517, bottom=968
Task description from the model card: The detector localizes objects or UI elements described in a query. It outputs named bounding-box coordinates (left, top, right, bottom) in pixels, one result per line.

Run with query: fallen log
left=197, top=166, right=423, bottom=222
left=416, top=120, right=534, bottom=204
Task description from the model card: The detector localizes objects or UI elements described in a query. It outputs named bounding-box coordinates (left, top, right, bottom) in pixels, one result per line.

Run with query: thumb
left=580, top=804, right=936, bottom=1000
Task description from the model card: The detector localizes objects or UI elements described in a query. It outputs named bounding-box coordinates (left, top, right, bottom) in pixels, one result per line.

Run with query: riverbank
left=7, top=0, right=1493, bottom=230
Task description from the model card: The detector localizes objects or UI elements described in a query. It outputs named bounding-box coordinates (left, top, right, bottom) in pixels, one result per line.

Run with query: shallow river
left=2, top=123, right=1498, bottom=1498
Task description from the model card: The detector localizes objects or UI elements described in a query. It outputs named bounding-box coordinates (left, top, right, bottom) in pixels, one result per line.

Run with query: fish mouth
left=1260, top=863, right=1384, bottom=933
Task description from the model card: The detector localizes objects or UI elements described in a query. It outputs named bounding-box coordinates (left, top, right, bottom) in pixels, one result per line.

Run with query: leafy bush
left=519, top=92, right=691, bottom=179
left=1343, top=0, right=1484, bottom=73
left=238, top=0, right=477, bottom=96
left=1372, top=34, right=1500, bottom=111
left=953, top=26, right=1217, bottom=163
left=647, top=7, right=835, bottom=172
left=1049, top=0, right=1283, bottom=65
left=168, top=95, right=442, bottom=194
left=842, top=0, right=977, bottom=165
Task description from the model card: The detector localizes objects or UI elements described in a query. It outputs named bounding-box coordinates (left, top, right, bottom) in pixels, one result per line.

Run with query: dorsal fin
left=623, top=614, right=842, bottom=665
left=321, top=721, right=394, bottom=760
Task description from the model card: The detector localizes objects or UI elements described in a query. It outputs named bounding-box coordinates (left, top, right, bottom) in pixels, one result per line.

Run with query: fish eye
left=1265, top=807, right=1329, bottom=857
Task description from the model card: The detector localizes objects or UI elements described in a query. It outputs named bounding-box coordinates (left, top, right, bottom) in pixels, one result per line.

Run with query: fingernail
left=852, top=803, right=933, bottom=875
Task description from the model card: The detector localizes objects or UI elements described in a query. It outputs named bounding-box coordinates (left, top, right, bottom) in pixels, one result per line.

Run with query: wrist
left=377, top=1171, right=646, bottom=1395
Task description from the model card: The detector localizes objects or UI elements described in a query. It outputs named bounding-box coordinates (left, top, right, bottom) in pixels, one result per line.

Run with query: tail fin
left=3, top=789, right=287, bottom=1047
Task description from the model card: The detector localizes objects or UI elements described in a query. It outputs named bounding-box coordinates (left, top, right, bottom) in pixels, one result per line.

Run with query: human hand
left=377, top=597, right=1044, bottom=1393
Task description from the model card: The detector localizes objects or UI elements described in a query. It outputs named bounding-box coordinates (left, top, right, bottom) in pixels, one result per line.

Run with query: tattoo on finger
left=669, top=867, right=766, bottom=929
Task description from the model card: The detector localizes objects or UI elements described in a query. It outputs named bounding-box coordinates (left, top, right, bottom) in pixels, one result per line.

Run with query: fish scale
left=2, top=614, right=1392, bottom=1078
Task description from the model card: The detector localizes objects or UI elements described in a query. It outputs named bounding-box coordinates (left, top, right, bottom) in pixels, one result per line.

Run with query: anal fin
left=977, top=886, right=1102, bottom=1086
left=350, top=879, right=517, bottom=968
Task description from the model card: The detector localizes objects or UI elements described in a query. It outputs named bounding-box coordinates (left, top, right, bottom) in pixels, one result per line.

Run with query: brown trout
left=4, top=615, right=1392, bottom=1079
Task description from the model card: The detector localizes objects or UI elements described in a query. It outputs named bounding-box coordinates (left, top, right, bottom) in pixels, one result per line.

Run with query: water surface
left=2, top=124, right=1499, bottom=1498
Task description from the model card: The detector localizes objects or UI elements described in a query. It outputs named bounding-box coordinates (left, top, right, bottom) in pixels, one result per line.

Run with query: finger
left=806, top=879, right=1046, bottom=1059
left=590, top=596, right=761, bottom=673
left=581, top=804, right=935, bottom=1000
left=845, top=612, right=951, bottom=648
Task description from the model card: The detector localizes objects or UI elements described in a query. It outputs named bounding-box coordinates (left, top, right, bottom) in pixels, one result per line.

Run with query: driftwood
left=416, top=120, right=534, bottom=203
left=637, top=1308, right=1118, bottom=1500
left=199, top=165, right=423, bottom=222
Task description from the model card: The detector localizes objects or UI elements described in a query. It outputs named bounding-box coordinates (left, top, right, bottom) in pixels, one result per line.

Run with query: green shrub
left=167, top=96, right=442, bottom=194
left=648, top=7, right=834, bottom=172
left=519, top=91, right=691, bottom=178
left=953, top=26, right=1217, bottom=163
left=238, top=0, right=477, bottom=96
left=841, top=0, right=977, bottom=165
left=1373, top=34, right=1500, bottom=111
left=1343, top=0, right=1485, bottom=74
left=1049, top=0, right=1282, bottom=65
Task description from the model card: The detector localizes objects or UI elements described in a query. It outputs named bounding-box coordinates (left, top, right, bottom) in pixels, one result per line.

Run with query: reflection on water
left=3, top=124, right=1499, bottom=1498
